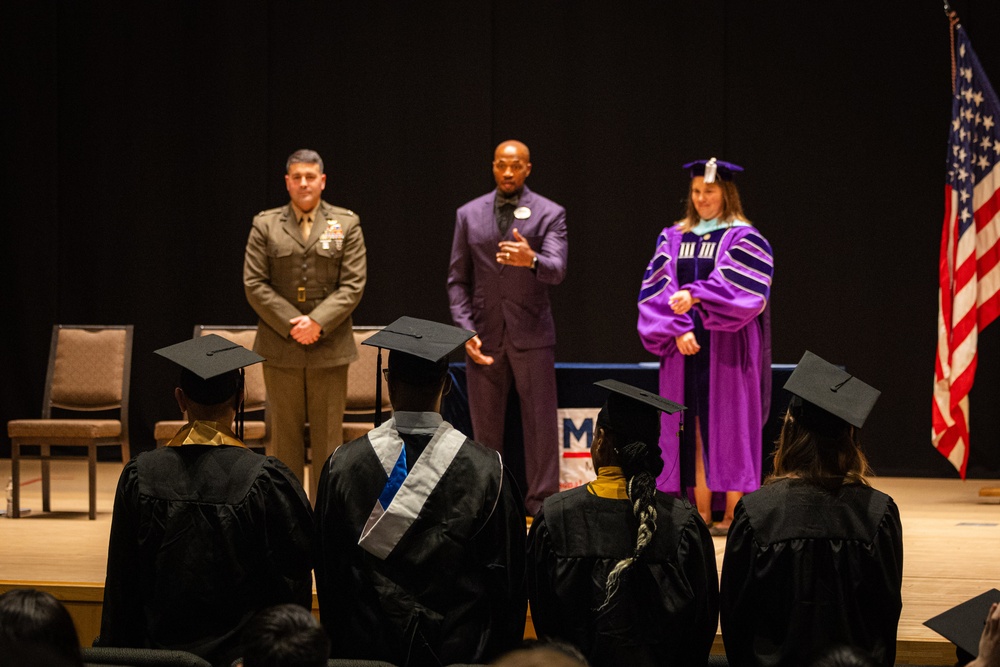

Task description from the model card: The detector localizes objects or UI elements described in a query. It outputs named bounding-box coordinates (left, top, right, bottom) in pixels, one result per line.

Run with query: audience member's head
left=809, top=644, right=878, bottom=667
left=237, top=604, right=329, bottom=667
left=491, top=639, right=589, bottom=667
left=591, top=380, right=681, bottom=607
left=0, top=588, right=83, bottom=667
left=771, top=351, right=880, bottom=488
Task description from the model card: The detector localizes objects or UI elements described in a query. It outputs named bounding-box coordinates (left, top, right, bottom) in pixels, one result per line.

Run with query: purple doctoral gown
left=637, top=223, right=773, bottom=493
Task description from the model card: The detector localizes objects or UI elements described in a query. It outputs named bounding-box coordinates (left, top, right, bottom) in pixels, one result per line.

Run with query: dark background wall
left=3, top=0, right=999, bottom=479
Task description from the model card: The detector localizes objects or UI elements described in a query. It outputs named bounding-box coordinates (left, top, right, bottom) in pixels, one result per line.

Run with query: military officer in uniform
left=244, top=149, right=367, bottom=499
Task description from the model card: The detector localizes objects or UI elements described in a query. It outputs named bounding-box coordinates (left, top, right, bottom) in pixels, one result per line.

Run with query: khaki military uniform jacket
left=244, top=200, right=366, bottom=368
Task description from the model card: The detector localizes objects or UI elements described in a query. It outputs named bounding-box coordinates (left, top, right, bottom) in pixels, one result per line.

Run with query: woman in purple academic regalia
left=637, top=158, right=774, bottom=535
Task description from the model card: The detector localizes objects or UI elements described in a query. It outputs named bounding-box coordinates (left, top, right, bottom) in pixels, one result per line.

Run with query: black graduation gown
left=720, top=478, right=903, bottom=667
left=527, top=486, right=720, bottom=667
left=313, top=421, right=527, bottom=666
left=98, top=441, right=314, bottom=667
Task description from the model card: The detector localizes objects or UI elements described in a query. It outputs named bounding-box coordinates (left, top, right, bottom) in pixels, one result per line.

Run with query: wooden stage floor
left=0, top=460, right=996, bottom=665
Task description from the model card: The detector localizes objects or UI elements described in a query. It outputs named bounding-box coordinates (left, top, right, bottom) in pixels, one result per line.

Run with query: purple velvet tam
left=682, top=158, right=744, bottom=181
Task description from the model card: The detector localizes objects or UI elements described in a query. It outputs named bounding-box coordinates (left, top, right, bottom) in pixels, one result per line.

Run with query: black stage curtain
left=3, top=0, right=999, bottom=478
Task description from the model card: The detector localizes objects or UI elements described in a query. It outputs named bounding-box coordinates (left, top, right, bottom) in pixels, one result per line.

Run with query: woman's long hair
left=596, top=421, right=664, bottom=609
left=678, top=178, right=752, bottom=232
left=767, top=401, right=872, bottom=488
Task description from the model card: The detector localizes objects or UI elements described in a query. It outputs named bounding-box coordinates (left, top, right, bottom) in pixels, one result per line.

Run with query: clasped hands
left=668, top=289, right=698, bottom=315
left=669, top=289, right=702, bottom=355
left=496, top=229, right=536, bottom=268
left=289, top=315, right=322, bottom=345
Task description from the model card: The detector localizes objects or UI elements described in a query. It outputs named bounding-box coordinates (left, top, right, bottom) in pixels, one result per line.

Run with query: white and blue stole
left=357, top=413, right=466, bottom=560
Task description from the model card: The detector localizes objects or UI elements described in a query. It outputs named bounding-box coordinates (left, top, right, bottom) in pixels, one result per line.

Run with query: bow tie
left=496, top=195, right=519, bottom=208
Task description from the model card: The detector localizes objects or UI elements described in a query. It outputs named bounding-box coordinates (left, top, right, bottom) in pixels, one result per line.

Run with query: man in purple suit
left=448, top=140, right=568, bottom=515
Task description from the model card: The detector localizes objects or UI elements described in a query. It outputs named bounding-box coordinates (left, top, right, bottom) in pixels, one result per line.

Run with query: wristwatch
left=530, top=255, right=538, bottom=270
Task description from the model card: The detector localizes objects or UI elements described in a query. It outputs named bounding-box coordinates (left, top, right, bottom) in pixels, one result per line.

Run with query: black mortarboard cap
left=595, top=380, right=685, bottom=416
left=783, top=351, right=880, bottom=430
left=924, top=589, right=1000, bottom=657
left=362, top=317, right=475, bottom=426
left=155, top=334, right=264, bottom=406
left=595, top=379, right=685, bottom=446
left=363, top=317, right=474, bottom=364
left=683, top=157, right=744, bottom=183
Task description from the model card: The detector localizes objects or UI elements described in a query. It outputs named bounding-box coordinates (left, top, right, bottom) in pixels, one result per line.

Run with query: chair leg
left=11, top=443, right=21, bottom=518
left=41, top=444, right=51, bottom=513
left=88, top=447, right=97, bottom=520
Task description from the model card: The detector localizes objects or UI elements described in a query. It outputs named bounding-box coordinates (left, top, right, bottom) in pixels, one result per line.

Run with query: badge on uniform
left=513, top=206, right=531, bottom=220
left=320, top=220, right=344, bottom=251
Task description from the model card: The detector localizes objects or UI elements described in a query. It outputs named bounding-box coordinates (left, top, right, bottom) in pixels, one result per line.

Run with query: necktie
left=300, top=215, right=312, bottom=242
left=495, top=196, right=518, bottom=235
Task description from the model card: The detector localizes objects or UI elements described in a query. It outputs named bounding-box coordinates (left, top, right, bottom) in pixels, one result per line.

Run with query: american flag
left=933, top=24, right=1000, bottom=477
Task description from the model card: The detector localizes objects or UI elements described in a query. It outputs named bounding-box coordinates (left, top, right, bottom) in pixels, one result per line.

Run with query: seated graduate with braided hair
left=527, top=380, right=719, bottom=667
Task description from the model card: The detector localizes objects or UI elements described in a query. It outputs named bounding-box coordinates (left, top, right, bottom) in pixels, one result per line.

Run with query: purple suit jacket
left=448, top=186, right=568, bottom=351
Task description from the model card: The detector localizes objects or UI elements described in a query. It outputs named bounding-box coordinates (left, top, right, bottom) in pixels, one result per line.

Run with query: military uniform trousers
left=264, top=363, right=349, bottom=500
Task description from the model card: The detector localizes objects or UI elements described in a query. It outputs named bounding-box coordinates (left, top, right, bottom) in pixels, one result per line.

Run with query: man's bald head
left=493, top=140, right=532, bottom=195
left=494, top=140, right=530, bottom=162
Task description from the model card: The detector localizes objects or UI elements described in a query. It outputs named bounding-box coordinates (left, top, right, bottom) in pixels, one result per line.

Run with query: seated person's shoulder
left=740, top=479, right=898, bottom=545
left=324, top=436, right=374, bottom=471
left=463, top=437, right=502, bottom=461
left=651, top=491, right=713, bottom=554
left=262, top=452, right=301, bottom=477
left=654, top=490, right=705, bottom=523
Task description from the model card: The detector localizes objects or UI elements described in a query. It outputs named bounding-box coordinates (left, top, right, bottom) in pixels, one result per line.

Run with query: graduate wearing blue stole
left=314, top=318, right=527, bottom=667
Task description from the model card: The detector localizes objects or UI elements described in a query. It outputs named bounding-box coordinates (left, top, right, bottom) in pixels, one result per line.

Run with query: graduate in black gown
left=527, top=380, right=719, bottom=667
left=313, top=317, right=527, bottom=666
left=98, top=336, right=314, bottom=667
left=720, top=351, right=903, bottom=667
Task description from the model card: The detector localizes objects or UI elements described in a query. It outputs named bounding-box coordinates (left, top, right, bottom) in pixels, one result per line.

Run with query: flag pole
left=945, top=2, right=960, bottom=95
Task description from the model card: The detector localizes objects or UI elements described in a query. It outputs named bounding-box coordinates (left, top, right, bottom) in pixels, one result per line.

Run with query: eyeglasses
left=493, top=161, right=526, bottom=173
